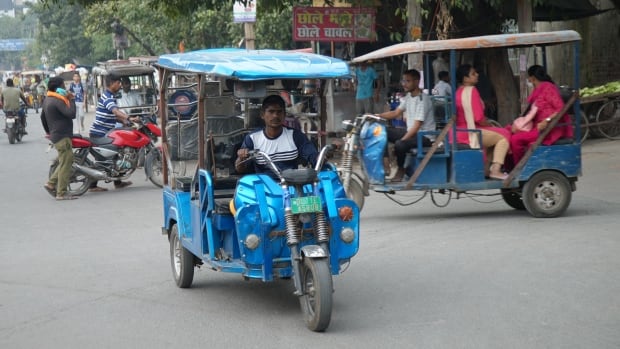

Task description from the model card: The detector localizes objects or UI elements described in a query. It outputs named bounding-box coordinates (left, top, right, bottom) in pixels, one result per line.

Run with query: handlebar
left=244, top=144, right=334, bottom=182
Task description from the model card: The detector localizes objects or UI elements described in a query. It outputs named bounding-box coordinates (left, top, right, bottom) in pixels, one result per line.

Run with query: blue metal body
left=163, top=168, right=360, bottom=281
left=360, top=120, right=582, bottom=192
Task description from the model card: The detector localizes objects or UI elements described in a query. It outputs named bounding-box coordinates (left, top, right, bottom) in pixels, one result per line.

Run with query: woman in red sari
left=510, top=65, right=573, bottom=165
left=454, top=64, right=511, bottom=180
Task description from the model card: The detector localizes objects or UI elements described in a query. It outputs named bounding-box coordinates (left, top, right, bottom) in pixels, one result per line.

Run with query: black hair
left=261, top=94, right=285, bottom=111
left=120, top=76, right=131, bottom=84
left=403, top=69, right=421, bottom=80
left=6, top=79, right=14, bottom=87
left=527, top=65, right=554, bottom=84
left=105, top=72, right=121, bottom=87
left=48, top=76, right=64, bottom=91
left=438, top=71, right=449, bottom=80
left=456, top=64, right=473, bottom=84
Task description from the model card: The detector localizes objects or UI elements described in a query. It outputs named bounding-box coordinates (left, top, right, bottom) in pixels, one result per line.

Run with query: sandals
left=114, top=181, right=132, bottom=189
left=489, top=172, right=509, bottom=180
left=56, top=195, right=78, bottom=201
left=89, top=186, right=108, bottom=192
left=43, top=184, right=57, bottom=198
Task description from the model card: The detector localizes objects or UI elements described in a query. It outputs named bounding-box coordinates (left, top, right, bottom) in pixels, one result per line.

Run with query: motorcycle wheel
left=299, top=257, right=333, bottom=332
left=15, top=127, right=22, bottom=143
left=145, top=149, right=164, bottom=188
left=169, top=224, right=194, bottom=288
left=49, top=158, right=93, bottom=197
left=346, top=179, right=365, bottom=211
left=7, top=127, right=15, bottom=144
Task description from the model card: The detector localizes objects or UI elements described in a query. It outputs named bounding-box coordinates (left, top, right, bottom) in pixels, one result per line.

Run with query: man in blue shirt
left=88, top=73, right=137, bottom=192
left=354, top=60, right=378, bottom=115
left=235, top=95, right=318, bottom=178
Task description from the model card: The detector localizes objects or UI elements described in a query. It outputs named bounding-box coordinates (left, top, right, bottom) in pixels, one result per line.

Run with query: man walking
left=41, top=77, right=78, bottom=200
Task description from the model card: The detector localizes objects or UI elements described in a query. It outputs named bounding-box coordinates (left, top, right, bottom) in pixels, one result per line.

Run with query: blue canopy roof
left=156, top=48, right=350, bottom=80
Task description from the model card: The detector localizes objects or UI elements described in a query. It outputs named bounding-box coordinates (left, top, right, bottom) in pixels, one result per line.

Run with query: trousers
left=48, top=137, right=74, bottom=196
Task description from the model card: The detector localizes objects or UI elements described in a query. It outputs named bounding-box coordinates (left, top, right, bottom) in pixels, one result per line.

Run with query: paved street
left=1, top=108, right=619, bottom=348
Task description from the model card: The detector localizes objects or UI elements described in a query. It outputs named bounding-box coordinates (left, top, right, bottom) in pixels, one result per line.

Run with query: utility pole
left=517, top=0, right=533, bottom=111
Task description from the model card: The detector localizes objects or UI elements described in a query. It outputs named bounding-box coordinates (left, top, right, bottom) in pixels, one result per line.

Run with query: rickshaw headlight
left=244, top=234, right=260, bottom=250
left=340, top=227, right=355, bottom=244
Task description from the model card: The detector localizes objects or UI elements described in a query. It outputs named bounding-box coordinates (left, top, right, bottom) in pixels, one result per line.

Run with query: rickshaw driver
left=235, top=94, right=319, bottom=178
left=375, top=69, right=435, bottom=182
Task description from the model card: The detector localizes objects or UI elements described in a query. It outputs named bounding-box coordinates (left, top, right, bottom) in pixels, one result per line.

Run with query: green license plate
left=291, top=196, right=322, bottom=214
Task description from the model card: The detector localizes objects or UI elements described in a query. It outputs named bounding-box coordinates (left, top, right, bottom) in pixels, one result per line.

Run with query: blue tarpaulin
left=156, top=48, right=350, bottom=80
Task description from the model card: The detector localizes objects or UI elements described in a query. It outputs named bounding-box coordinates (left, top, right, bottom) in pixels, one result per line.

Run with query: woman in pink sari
left=454, top=64, right=511, bottom=180
left=510, top=65, right=573, bottom=165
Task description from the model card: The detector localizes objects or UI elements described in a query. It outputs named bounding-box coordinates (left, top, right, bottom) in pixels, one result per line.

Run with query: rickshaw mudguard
left=360, top=121, right=387, bottom=184
left=517, top=144, right=582, bottom=181
left=162, top=187, right=197, bottom=254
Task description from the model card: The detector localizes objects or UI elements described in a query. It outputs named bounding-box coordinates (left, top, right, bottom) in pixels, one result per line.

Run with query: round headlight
left=340, top=227, right=355, bottom=243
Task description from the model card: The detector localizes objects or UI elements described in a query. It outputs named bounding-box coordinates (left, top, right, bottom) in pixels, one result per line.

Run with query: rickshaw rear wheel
left=299, top=257, right=333, bottom=332
left=522, top=171, right=572, bottom=218
left=501, top=188, right=525, bottom=210
left=170, top=224, right=195, bottom=288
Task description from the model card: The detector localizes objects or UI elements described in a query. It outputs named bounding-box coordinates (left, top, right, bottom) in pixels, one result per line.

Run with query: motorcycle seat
left=90, top=136, right=114, bottom=145
left=281, top=168, right=317, bottom=185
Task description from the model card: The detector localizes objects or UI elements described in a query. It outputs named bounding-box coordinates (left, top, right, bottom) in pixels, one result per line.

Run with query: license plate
left=291, top=196, right=322, bottom=214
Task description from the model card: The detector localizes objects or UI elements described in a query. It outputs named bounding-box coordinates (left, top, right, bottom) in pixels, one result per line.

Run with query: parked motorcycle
left=49, top=116, right=164, bottom=195
left=3, top=103, right=28, bottom=144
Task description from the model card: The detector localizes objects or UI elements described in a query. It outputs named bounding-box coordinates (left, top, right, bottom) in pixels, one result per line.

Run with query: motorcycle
left=49, top=115, right=164, bottom=196
left=3, top=102, right=28, bottom=144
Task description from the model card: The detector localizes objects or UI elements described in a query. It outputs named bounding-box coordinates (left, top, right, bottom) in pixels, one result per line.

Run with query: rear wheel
left=596, top=100, right=620, bottom=140
left=7, top=126, right=15, bottom=144
left=49, top=157, right=93, bottom=196
left=299, top=257, right=333, bottom=332
left=169, top=224, right=195, bottom=288
left=577, top=111, right=589, bottom=143
left=501, top=188, right=525, bottom=210
left=522, top=171, right=572, bottom=218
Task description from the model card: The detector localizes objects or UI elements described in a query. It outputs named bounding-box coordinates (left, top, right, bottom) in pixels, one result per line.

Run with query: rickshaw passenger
left=376, top=69, right=435, bottom=183
left=453, top=64, right=511, bottom=180
left=235, top=95, right=318, bottom=178
left=508, top=65, right=573, bottom=166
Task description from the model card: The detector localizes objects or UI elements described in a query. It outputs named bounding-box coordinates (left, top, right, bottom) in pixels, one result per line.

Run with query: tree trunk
left=486, top=49, right=519, bottom=125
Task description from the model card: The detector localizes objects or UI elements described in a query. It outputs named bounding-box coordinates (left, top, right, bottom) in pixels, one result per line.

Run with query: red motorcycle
left=49, top=117, right=164, bottom=196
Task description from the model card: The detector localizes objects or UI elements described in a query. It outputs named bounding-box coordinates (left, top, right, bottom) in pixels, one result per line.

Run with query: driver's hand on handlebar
left=237, top=148, right=250, bottom=161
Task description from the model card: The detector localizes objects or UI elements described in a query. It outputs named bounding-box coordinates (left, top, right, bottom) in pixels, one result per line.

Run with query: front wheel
left=169, top=224, right=195, bottom=288
left=522, top=171, right=572, bottom=218
left=299, top=257, right=333, bottom=332
left=145, top=149, right=163, bottom=188
left=346, top=178, right=365, bottom=211
left=49, top=157, right=93, bottom=196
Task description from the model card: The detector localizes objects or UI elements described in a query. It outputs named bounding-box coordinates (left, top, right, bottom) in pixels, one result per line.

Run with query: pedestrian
left=69, top=72, right=86, bottom=133
left=41, top=76, right=78, bottom=200
left=354, top=61, right=378, bottom=115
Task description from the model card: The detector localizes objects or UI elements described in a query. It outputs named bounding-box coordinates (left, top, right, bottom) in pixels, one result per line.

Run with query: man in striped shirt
left=88, top=73, right=137, bottom=192
left=235, top=95, right=318, bottom=178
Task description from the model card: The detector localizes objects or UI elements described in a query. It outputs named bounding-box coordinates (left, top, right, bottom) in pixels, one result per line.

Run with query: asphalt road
left=1, top=109, right=619, bottom=348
